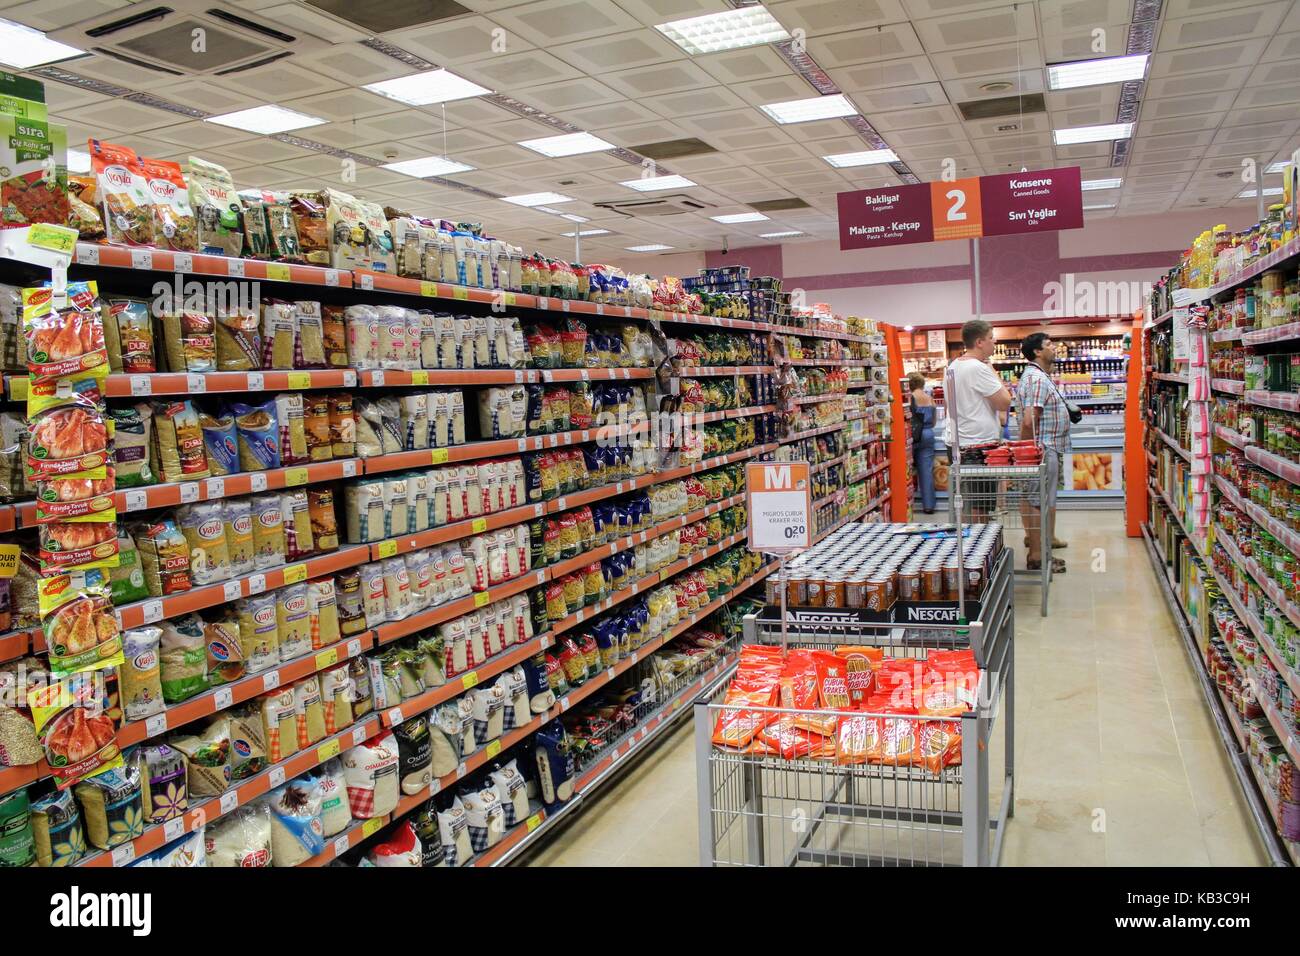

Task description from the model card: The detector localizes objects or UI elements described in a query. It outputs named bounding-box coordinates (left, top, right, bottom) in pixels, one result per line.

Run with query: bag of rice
left=307, top=578, right=340, bottom=649
left=30, top=789, right=86, bottom=867
left=204, top=802, right=272, bottom=867
left=437, top=796, right=473, bottom=866
left=236, top=592, right=278, bottom=675
left=348, top=657, right=373, bottom=718
left=74, top=763, right=145, bottom=850
left=282, top=489, right=314, bottom=560
left=136, top=743, right=186, bottom=824
left=342, top=730, right=399, bottom=819
left=359, top=562, right=387, bottom=626
left=203, top=610, right=245, bottom=687
left=368, top=818, right=421, bottom=867
left=459, top=782, right=505, bottom=851
left=119, top=626, right=164, bottom=722
left=159, top=614, right=208, bottom=703
left=109, top=531, right=149, bottom=606
left=393, top=714, right=433, bottom=796
left=176, top=500, right=231, bottom=585
left=172, top=718, right=232, bottom=797
left=316, top=758, right=351, bottom=837
left=0, top=789, right=35, bottom=866
left=227, top=702, right=266, bottom=782
left=265, top=776, right=324, bottom=866
left=188, top=156, right=244, bottom=258
left=490, top=760, right=529, bottom=827
left=276, top=582, right=311, bottom=662
left=223, top=498, right=255, bottom=577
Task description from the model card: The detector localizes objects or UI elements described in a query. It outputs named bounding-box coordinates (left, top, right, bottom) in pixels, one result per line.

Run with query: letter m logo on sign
left=763, top=465, right=792, bottom=490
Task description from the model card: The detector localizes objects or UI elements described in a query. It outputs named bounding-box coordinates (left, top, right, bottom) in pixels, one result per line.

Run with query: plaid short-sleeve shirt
left=1017, top=363, right=1071, bottom=453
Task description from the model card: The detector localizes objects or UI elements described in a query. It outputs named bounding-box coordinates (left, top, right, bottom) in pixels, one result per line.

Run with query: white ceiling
left=7, top=0, right=1300, bottom=262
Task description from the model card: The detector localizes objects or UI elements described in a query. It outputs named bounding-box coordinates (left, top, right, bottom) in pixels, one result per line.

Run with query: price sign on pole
left=746, top=462, right=811, bottom=553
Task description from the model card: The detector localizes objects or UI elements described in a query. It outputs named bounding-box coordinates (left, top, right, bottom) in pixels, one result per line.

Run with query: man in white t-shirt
left=947, top=319, right=1012, bottom=448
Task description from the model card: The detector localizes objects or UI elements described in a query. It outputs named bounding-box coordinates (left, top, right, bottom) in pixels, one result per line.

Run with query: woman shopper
left=908, top=372, right=937, bottom=514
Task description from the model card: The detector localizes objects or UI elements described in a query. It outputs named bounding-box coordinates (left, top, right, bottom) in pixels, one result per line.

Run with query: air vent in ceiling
left=305, top=0, right=470, bottom=33
left=593, top=194, right=714, bottom=217
left=957, top=93, right=1046, bottom=121
left=49, top=0, right=328, bottom=75
left=216, top=50, right=294, bottom=76
left=630, top=138, right=717, bottom=161
left=748, top=198, right=810, bottom=212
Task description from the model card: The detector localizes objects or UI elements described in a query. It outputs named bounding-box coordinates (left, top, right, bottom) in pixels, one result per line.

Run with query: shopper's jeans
left=914, top=427, right=936, bottom=511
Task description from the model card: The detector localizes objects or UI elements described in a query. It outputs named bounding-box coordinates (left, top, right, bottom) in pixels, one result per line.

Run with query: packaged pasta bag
left=117, top=626, right=163, bottom=722
left=328, top=392, right=355, bottom=459
left=265, top=777, right=325, bottom=866
left=141, top=157, right=196, bottom=252
left=532, top=720, right=575, bottom=808
left=411, top=801, right=447, bottom=867
left=159, top=613, right=209, bottom=703
left=199, top=607, right=245, bottom=688
left=282, top=489, right=314, bottom=560
left=307, top=577, right=340, bottom=649
left=250, top=494, right=286, bottom=570
left=90, top=139, right=153, bottom=246
left=40, top=576, right=123, bottom=676
left=342, top=730, right=399, bottom=819
left=27, top=668, right=121, bottom=788
left=490, top=759, right=529, bottom=827
left=188, top=156, right=243, bottom=258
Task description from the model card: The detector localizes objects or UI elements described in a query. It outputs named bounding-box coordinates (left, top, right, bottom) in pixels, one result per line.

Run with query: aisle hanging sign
left=746, top=462, right=812, bottom=553
left=836, top=166, right=1084, bottom=250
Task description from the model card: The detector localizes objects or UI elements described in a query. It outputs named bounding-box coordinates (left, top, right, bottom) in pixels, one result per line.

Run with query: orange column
left=1124, top=310, right=1148, bottom=537
left=884, top=324, right=912, bottom=522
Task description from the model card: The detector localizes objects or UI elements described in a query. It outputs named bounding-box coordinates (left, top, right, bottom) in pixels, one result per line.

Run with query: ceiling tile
left=694, top=45, right=795, bottom=85
left=488, top=0, right=643, bottom=44
left=805, top=23, right=924, bottom=68
left=385, top=15, right=534, bottom=65
left=548, top=27, right=683, bottom=73
left=912, top=5, right=1036, bottom=53
left=602, top=60, right=719, bottom=98
left=767, top=0, right=907, bottom=36
left=1158, top=2, right=1289, bottom=51
left=641, top=85, right=750, bottom=118
left=826, top=56, right=940, bottom=92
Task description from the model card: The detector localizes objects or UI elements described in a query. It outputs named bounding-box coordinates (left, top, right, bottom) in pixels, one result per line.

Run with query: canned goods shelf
left=1245, top=389, right=1300, bottom=413
left=1241, top=320, right=1300, bottom=347
left=1213, top=425, right=1247, bottom=450
left=1211, top=379, right=1245, bottom=395
left=1246, top=444, right=1300, bottom=486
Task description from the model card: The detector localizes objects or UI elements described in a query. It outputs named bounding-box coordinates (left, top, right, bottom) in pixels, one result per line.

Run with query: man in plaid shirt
left=1017, top=332, right=1070, bottom=575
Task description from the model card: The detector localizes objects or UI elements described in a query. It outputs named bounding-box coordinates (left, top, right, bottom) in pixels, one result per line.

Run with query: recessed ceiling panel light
left=655, top=6, right=790, bottom=55
left=0, top=17, right=82, bottom=69
left=620, top=174, right=697, bottom=191
left=711, top=212, right=769, bottom=223
left=626, top=243, right=673, bottom=252
left=1084, top=204, right=1115, bottom=211
left=822, top=149, right=898, bottom=168
left=381, top=156, right=474, bottom=178
left=364, top=69, right=492, bottom=106
left=559, top=213, right=590, bottom=223
left=1047, top=54, right=1148, bottom=90
left=759, top=231, right=803, bottom=238
left=501, top=192, right=574, bottom=207
left=561, top=229, right=611, bottom=237
left=1239, top=186, right=1284, bottom=198
left=1082, top=177, right=1123, bottom=190
left=1051, top=122, right=1133, bottom=145
left=759, top=93, right=857, bottom=125
left=205, top=105, right=326, bottom=135
left=518, top=132, right=615, bottom=157
left=66, top=148, right=91, bottom=174
left=1266, top=162, right=1288, bottom=173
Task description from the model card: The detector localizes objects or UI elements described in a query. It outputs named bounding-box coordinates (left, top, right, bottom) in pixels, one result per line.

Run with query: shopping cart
left=693, top=548, right=1015, bottom=867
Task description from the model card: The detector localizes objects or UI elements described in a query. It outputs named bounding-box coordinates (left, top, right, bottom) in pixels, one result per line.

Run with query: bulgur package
left=159, top=309, right=215, bottom=373
left=289, top=191, right=329, bottom=265
left=307, top=578, right=339, bottom=649
left=274, top=392, right=308, bottom=466
left=109, top=531, right=149, bottom=606
left=141, top=157, right=196, bottom=252
left=237, top=593, right=278, bottom=674
left=281, top=489, right=313, bottom=559
left=261, top=686, right=299, bottom=763
left=223, top=498, right=255, bottom=576
left=109, top=403, right=154, bottom=488
left=188, top=156, right=243, bottom=258
left=260, top=302, right=297, bottom=369
left=335, top=569, right=367, bottom=637
left=214, top=308, right=260, bottom=371
left=199, top=408, right=238, bottom=477
left=345, top=304, right=378, bottom=370
left=304, top=394, right=331, bottom=462
left=233, top=399, right=279, bottom=471
left=251, top=493, right=286, bottom=570
left=106, top=298, right=155, bottom=373
left=118, top=626, right=164, bottom=722
left=320, top=664, right=352, bottom=735
left=321, top=305, right=348, bottom=368
left=203, top=610, right=245, bottom=687
left=328, top=393, right=355, bottom=458
left=152, top=399, right=209, bottom=482
left=294, top=301, right=327, bottom=368
left=276, top=583, right=311, bottom=662
left=90, top=140, right=152, bottom=246
left=176, top=500, right=231, bottom=585
left=227, top=703, right=266, bottom=781
left=133, top=518, right=192, bottom=596
left=158, top=614, right=208, bottom=703
left=360, top=563, right=387, bottom=627
left=136, top=743, right=187, bottom=825
left=307, top=488, right=338, bottom=553
left=293, top=675, right=327, bottom=747
left=265, top=776, right=324, bottom=866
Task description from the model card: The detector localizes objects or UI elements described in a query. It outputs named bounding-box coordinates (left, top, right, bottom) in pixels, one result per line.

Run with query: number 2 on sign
left=930, top=178, right=982, bottom=240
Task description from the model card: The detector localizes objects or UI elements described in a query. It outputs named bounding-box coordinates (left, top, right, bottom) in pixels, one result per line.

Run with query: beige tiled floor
left=525, top=512, right=1270, bottom=867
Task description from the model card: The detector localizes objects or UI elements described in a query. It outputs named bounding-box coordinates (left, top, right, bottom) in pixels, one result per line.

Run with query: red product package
left=834, top=645, right=883, bottom=706
left=874, top=658, right=924, bottom=709
left=862, top=693, right=919, bottom=766
left=917, top=719, right=962, bottom=773
left=920, top=649, right=980, bottom=717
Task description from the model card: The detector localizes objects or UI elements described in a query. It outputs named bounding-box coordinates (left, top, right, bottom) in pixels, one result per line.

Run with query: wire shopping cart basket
left=693, top=547, right=1015, bottom=867
left=947, top=462, right=1052, bottom=616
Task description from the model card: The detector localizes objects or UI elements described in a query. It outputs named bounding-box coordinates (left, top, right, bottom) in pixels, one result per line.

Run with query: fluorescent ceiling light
left=620, top=174, right=697, bottom=191
left=381, top=156, right=474, bottom=178
left=1082, top=177, right=1123, bottom=190
left=66, top=148, right=91, bottom=174
left=364, top=68, right=491, bottom=106
left=1266, top=162, right=1288, bottom=174
left=562, top=229, right=611, bottom=237
left=711, top=212, right=769, bottom=223
left=655, top=6, right=790, bottom=55
left=760, top=93, right=857, bottom=125
left=501, top=192, right=574, bottom=207
left=1047, top=54, right=1148, bottom=90
left=1052, top=122, right=1133, bottom=145
left=626, top=244, right=673, bottom=252
left=518, top=132, right=614, bottom=157
left=823, top=148, right=898, bottom=168
left=559, top=213, right=589, bottom=223
left=1239, top=186, right=1284, bottom=198
left=759, top=231, right=802, bottom=238
left=205, top=105, right=325, bottom=135
left=1083, top=203, right=1116, bottom=210
left=0, top=17, right=82, bottom=69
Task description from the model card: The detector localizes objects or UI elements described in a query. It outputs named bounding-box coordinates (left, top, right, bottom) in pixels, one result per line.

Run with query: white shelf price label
left=124, top=489, right=147, bottom=512
left=220, top=791, right=240, bottom=814
left=360, top=273, right=374, bottom=291
left=456, top=762, right=468, bottom=779
left=560, top=696, right=571, bottom=711
left=214, top=687, right=233, bottom=711
left=130, top=249, right=153, bottom=270
left=164, top=816, right=186, bottom=842
left=343, top=370, right=357, bottom=387
left=173, top=253, right=193, bottom=273
left=186, top=373, right=207, bottom=394
left=334, top=835, right=351, bottom=857
left=247, top=573, right=266, bottom=594
left=341, top=460, right=358, bottom=478
left=250, top=473, right=268, bottom=492
left=262, top=670, right=280, bottom=691
left=371, top=370, right=385, bottom=387
left=222, top=580, right=242, bottom=602
left=141, top=600, right=164, bottom=624
left=325, top=269, right=341, bottom=287
left=606, top=667, right=616, bottom=683
left=179, top=482, right=200, bottom=503
left=111, top=843, right=136, bottom=867
left=130, top=375, right=152, bottom=397
left=388, top=707, right=405, bottom=727
left=347, top=639, right=362, bottom=657
left=352, top=726, right=368, bottom=745
left=227, top=258, right=245, bottom=278
left=246, top=372, right=264, bottom=391
left=269, top=766, right=286, bottom=788
left=78, top=244, right=99, bottom=265
left=206, top=477, right=224, bottom=499
left=145, top=713, right=168, bottom=737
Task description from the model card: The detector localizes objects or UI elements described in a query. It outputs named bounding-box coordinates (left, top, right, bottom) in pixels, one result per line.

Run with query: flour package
left=471, top=683, right=507, bottom=748
left=342, top=731, right=399, bottom=819
left=137, top=828, right=206, bottom=867
left=499, top=668, right=529, bottom=732
left=490, top=760, right=530, bottom=827
left=459, top=782, right=505, bottom=851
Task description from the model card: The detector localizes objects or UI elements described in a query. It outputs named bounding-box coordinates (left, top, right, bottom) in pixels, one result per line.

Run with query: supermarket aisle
left=526, top=511, right=1269, bottom=867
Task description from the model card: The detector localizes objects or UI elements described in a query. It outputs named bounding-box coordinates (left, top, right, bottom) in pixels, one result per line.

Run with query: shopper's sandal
left=1026, top=557, right=1066, bottom=574
left=1052, top=538, right=1068, bottom=549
